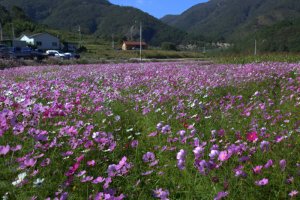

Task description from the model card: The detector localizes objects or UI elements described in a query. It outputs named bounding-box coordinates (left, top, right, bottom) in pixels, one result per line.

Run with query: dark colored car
left=1, top=46, right=48, bottom=60
left=9, top=47, right=32, bottom=59
left=64, top=52, right=80, bottom=59
left=0, top=45, right=10, bottom=59
left=30, top=49, right=48, bottom=60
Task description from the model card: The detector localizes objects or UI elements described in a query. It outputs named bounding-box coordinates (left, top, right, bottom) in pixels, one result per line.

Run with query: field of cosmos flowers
left=0, top=61, right=300, bottom=200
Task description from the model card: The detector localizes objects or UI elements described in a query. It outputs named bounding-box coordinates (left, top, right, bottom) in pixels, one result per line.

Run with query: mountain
left=0, top=5, right=43, bottom=39
left=233, top=18, right=300, bottom=53
left=0, top=0, right=186, bottom=45
left=161, top=0, right=300, bottom=41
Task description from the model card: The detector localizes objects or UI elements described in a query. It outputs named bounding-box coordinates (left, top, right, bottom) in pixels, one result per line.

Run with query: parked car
left=64, top=52, right=80, bottom=59
left=0, top=45, right=48, bottom=60
left=9, top=47, right=32, bottom=59
left=31, top=49, right=48, bottom=60
left=46, top=50, right=69, bottom=59
left=0, top=45, right=10, bottom=59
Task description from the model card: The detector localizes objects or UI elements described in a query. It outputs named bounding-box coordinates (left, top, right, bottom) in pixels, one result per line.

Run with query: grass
left=209, top=52, right=300, bottom=64
left=82, top=44, right=205, bottom=61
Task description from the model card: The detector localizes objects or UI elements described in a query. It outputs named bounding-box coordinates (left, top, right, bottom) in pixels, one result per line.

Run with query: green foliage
left=161, top=42, right=177, bottom=51
left=0, top=5, right=45, bottom=39
left=0, top=5, right=10, bottom=24
left=76, top=45, right=87, bottom=53
left=11, top=5, right=29, bottom=21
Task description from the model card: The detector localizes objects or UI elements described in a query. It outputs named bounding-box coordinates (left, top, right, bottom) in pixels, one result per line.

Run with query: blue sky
left=109, top=0, right=208, bottom=18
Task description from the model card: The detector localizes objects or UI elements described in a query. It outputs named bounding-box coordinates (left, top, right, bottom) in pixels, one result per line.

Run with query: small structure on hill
left=122, top=41, right=147, bottom=50
left=19, top=33, right=60, bottom=50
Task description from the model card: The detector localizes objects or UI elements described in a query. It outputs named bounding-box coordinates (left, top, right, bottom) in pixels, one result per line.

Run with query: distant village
left=0, top=31, right=149, bottom=60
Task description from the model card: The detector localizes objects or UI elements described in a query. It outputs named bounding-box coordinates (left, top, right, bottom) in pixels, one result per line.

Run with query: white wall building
left=19, top=33, right=60, bottom=50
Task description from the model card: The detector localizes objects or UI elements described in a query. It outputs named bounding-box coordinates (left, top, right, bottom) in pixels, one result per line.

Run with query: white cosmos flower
left=2, top=192, right=9, bottom=200
left=92, top=132, right=99, bottom=139
left=14, top=97, right=25, bottom=103
left=126, top=128, right=133, bottom=132
left=4, top=91, right=12, bottom=97
left=114, top=115, right=121, bottom=121
left=33, top=178, right=44, bottom=187
left=12, top=172, right=27, bottom=186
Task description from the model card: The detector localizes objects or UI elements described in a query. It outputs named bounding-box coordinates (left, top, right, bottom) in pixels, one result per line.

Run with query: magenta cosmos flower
left=247, top=132, right=258, bottom=142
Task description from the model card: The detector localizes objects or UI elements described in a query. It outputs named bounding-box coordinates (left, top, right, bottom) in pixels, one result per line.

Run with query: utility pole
left=0, top=23, right=3, bottom=41
left=78, top=25, right=82, bottom=47
left=112, top=33, right=115, bottom=49
left=11, top=23, right=15, bottom=40
left=130, top=25, right=134, bottom=41
left=254, top=39, right=257, bottom=56
left=139, top=22, right=142, bottom=61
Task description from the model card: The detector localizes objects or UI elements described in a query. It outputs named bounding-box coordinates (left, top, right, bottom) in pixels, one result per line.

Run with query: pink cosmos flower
left=264, top=159, right=274, bottom=168
left=176, top=149, right=186, bottom=170
left=92, top=176, right=105, bottom=184
left=131, top=140, right=139, bottom=148
left=234, top=165, right=247, bottom=177
left=81, top=176, right=93, bottom=183
left=260, top=141, right=270, bottom=152
left=24, top=158, right=37, bottom=167
left=66, top=162, right=80, bottom=177
left=143, top=152, right=156, bottom=163
left=218, top=151, right=229, bottom=162
left=11, top=145, right=22, bottom=152
left=279, top=159, right=286, bottom=171
left=142, top=170, right=154, bottom=176
left=255, top=178, right=269, bottom=186
left=247, top=132, right=258, bottom=142
left=252, top=165, right=263, bottom=174
left=87, top=160, right=96, bottom=166
left=209, top=150, right=220, bottom=159
left=0, top=145, right=10, bottom=155
left=150, top=160, right=159, bottom=167
left=153, top=188, right=169, bottom=200
left=40, top=158, right=51, bottom=167
left=77, top=170, right=86, bottom=177
left=149, top=131, right=158, bottom=137
left=214, top=191, right=229, bottom=200
left=289, top=190, right=298, bottom=197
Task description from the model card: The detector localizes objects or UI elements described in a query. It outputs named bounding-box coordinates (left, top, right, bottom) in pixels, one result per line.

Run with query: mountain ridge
left=0, top=0, right=186, bottom=45
left=161, top=0, right=300, bottom=41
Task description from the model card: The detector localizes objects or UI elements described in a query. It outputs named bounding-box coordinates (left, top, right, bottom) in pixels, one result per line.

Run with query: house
left=19, top=33, right=60, bottom=50
left=122, top=41, right=147, bottom=50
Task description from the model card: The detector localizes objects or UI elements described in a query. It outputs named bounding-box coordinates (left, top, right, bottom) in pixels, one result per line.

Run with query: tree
left=161, top=42, right=177, bottom=51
